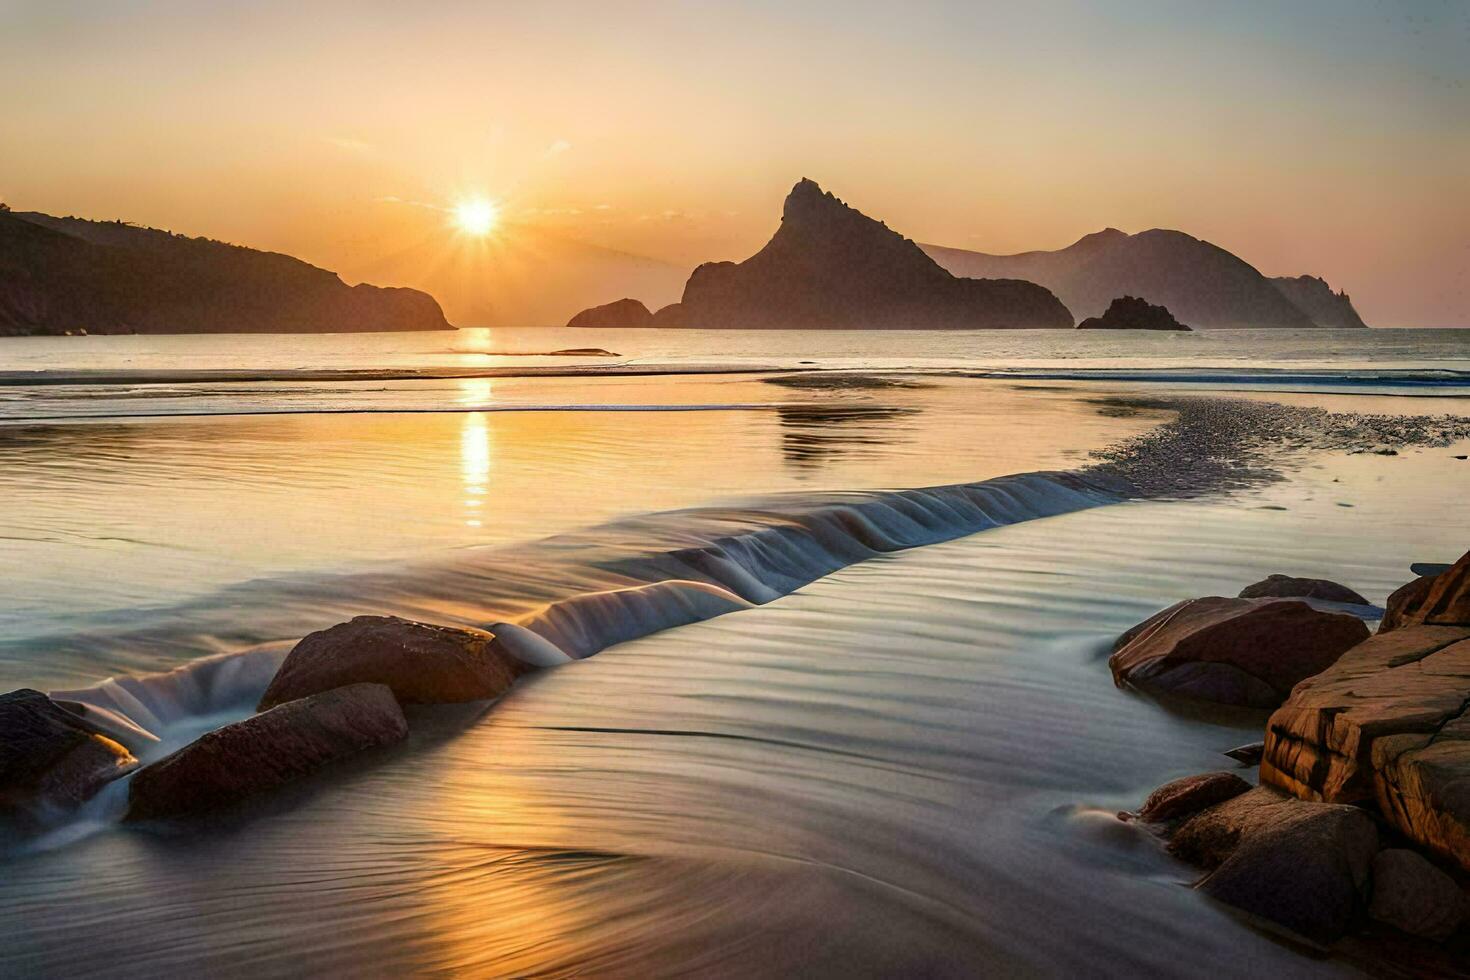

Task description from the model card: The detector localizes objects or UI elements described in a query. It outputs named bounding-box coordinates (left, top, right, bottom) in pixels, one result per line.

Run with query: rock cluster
left=1076, top=295, right=1192, bottom=331
left=1125, top=557, right=1470, bottom=949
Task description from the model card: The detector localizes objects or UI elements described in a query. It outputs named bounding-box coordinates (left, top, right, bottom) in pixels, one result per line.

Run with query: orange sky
left=2, top=1, right=1466, bottom=326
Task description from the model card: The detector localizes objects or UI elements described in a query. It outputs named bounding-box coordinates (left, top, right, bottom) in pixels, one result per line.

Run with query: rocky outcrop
left=1138, top=771, right=1251, bottom=823
left=258, top=615, right=528, bottom=710
left=1, top=689, right=138, bottom=819
left=1271, top=275, right=1370, bottom=330
left=924, top=228, right=1324, bottom=329
left=1378, top=550, right=1470, bottom=633
left=1259, top=623, right=1470, bottom=870
left=127, top=683, right=407, bottom=821
left=0, top=209, right=450, bottom=336
left=1237, top=574, right=1369, bottom=606
left=1167, top=785, right=1379, bottom=945
left=661, top=179, right=1071, bottom=330
left=1076, top=295, right=1191, bottom=331
left=565, top=298, right=654, bottom=329
left=1109, top=597, right=1371, bottom=707
left=1368, top=849, right=1468, bottom=941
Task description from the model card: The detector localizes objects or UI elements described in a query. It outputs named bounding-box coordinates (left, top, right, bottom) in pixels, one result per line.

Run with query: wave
left=39, top=469, right=1128, bottom=772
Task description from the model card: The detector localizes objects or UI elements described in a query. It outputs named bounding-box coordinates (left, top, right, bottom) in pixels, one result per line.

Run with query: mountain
left=923, top=229, right=1365, bottom=329
left=1270, top=275, right=1369, bottom=330
left=642, top=179, right=1071, bottom=330
left=0, top=209, right=449, bottom=335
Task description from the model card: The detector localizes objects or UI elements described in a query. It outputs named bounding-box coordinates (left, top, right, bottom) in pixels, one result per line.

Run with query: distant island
left=1077, top=296, right=1192, bottom=331
left=924, top=228, right=1368, bottom=329
left=569, top=179, right=1072, bottom=330
left=0, top=207, right=449, bottom=336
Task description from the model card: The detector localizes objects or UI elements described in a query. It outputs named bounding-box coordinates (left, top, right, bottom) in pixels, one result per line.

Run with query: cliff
left=1270, top=275, right=1369, bottom=329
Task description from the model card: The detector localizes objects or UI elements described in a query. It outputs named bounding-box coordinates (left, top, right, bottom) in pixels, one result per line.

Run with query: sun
left=453, top=198, right=499, bottom=236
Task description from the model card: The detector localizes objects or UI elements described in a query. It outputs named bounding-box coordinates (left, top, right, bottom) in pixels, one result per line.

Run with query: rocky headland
left=569, top=179, right=1073, bottom=330
left=0, top=208, right=450, bottom=336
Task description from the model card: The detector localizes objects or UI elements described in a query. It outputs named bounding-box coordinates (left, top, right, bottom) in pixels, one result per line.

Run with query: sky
left=2, top=0, right=1466, bottom=326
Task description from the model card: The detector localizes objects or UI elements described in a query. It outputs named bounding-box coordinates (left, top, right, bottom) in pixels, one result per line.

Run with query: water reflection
left=775, top=404, right=919, bottom=470
left=461, top=412, right=493, bottom=529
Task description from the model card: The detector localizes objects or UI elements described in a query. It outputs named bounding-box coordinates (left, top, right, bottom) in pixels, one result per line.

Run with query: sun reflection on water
left=461, top=411, right=493, bottom=528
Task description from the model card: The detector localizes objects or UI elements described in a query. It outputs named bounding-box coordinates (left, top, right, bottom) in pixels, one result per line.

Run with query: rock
left=565, top=298, right=653, bottom=329
left=1379, top=549, right=1470, bottom=634
left=1139, top=771, right=1251, bottom=823
left=666, top=179, right=1072, bottom=330
left=1237, top=574, right=1369, bottom=606
left=259, top=616, right=528, bottom=710
left=1076, top=295, right=1192, bottom=331
left=1224, top=741, right=1266, bottom=765
left=128, top=683, right=407, bottom=821
left=1368, top=849, right=1468, bottom=941
left=1108, top=597, right=1371, bottom=708
left=650, top=302, right=687, bottom=327
left=1259, top=624, right=1470, bottom=870
left=1170, top=785, right=1379, bottom=945
left=1, top=688, right=138, bottom=818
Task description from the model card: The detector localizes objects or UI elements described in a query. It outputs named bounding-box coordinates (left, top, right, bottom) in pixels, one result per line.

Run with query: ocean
left=1, top=326, right=1468, bottom=976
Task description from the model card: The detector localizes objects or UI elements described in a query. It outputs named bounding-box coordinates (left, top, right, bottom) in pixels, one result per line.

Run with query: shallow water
left=2, top=328, right=1470, bottom=977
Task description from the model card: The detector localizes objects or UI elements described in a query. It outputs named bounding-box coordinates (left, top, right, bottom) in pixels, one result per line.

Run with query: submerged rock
left=259, top=615, right=528, bottom=710
left=1260, top=623, right=1470, bottom=871
left=1367, top=849, right=1468, bottom=941
left=1237, top=574, right=1369, bottom=606
left=1378, top=549, right=1470, bottom=634
left=1076, top=295, right=1192, bottom=331
left=565, top=298, right=653, bottom=329
left=1108, top=597, right=1370, bottom=708
left=128, top=683, right=407, bottom=821
left=1, top=688, right=137, bottom=819
left=1138, top=771, right=1251, bottom=823
left=1168, top=785, right=1379, bottom=945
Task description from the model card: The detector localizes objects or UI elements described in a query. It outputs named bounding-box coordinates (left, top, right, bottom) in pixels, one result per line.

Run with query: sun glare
left=453, top=198, right=499, bottom=236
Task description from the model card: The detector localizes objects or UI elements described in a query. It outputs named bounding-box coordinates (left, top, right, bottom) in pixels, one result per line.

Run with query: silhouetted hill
left=923, top=229, right=1359, bottom=329
left=1270, top=275, right=1369, bottom=329
left=0, top=210, right=450, bottom=335
left=566, top=298, right=653, bottom=328
left=645, top=180, right=1071, bottom=329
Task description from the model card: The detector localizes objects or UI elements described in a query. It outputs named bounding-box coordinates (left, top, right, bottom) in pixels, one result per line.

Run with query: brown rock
left=1139, top=771, right=1251, bottom=823
left=1368, top=848, right=1468, bottom=941
left=1108, top=597, right=1370, bottom=708
left=259, top=615, right=528, bottom=711
left=1380, top=550, right=1470, bottom=633
left=1169, top=786, right=1379, bottom=945
left=128, top=683, right=407, bottom=821
left=1, top=688, right=137, bottom=818
left=1238, top=574, right=1369, bottom=606
left=1259, top=624, right=1470, bottom=870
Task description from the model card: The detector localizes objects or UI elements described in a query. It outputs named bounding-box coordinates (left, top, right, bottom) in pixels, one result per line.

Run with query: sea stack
left=650, top=179, right=1072, bottom=330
